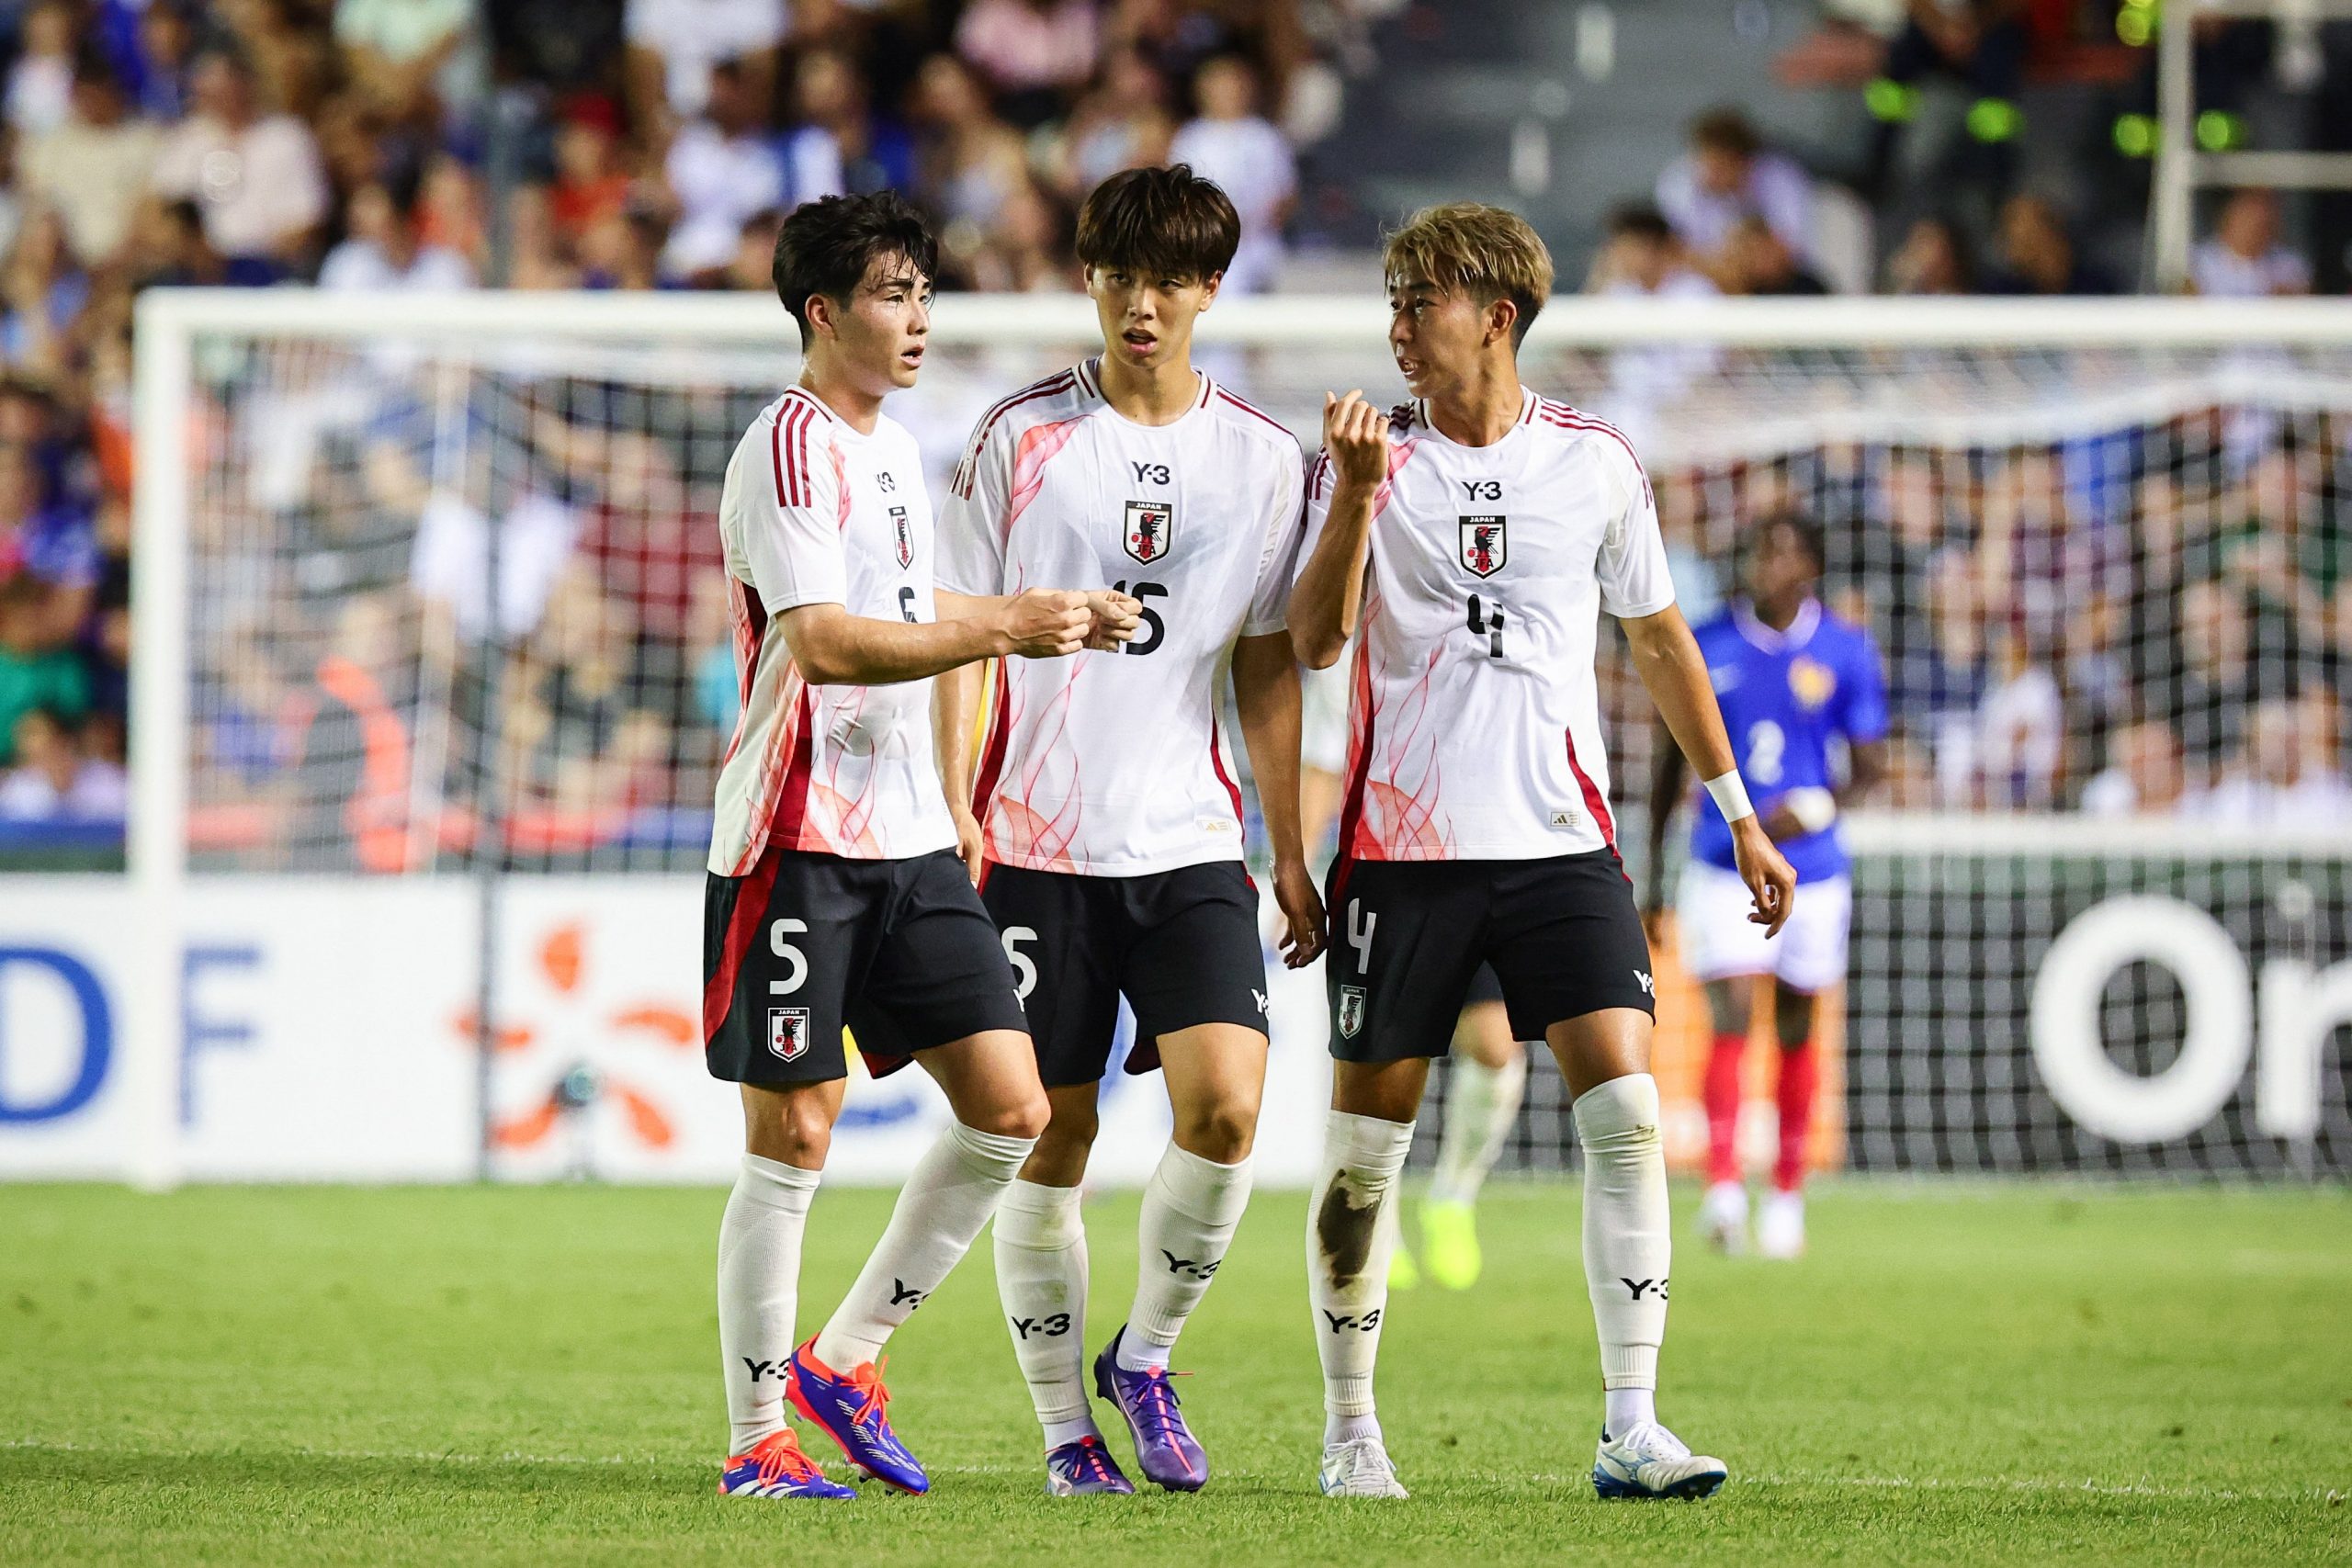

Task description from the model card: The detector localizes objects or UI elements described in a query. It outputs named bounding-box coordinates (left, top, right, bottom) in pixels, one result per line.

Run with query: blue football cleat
left=1092, top=1327, right=1208, bottom=1492
left=718, top=1428, right=856, bottom=1499
left=787, top=1338, right=929, bottom=1494
left=1045, top=1434, right=1136, bottom=1495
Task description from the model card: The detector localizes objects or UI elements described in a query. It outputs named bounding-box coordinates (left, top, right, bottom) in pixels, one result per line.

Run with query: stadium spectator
left=121, top=1, right=196, bottom=120
left=318, top=165, right=477, bottom=290
left=1972, top=609, right=2066, bottom=808
left=571, top=432, right=720, bottom=649
left=1981, top=195, right=2118, bottom=296
left=8, top=2, right=82, bottom=139
left=909, top=53, right=1028, bottom=275
left=624, top=0, right=785, bottom=138
left=284, top=590, right=415, bottom=871
left=955, top=0, right=1102, bottom=128
left=2080, top=716, right=2188, bottom=816
left=1046, top=46, right=1173, bottom=200
left=0, top=442, right=96, bottom=636
left=1655, top=107, right=1815, bottom=269
left=2171, top=575, right=2253, bottom=776
left=1167, top=54, right=1293, bottom=293
left=0, top=705, right=126, bottom=821
left=1589, top=203, right=1715, bottom=300
left=0, top=206, right=90, bottom=383
left=0, top=573, right=87, bottom=763
left=407, top=459, right=580, bottom=644
left=660, top=58, right=786, bottom=283
left=2192, top=188, right=2311, bottom=299
left=333, top=0, right=481, bottom=130
left=1883, top=215, right=1972, bottom=294
left=20, top=52, right=162, bottom=269
left=542, top=95, right=633, bottom=255
left=780, top=47, right=907, bottom=201
left=1715, top=214, right=1829, bottom=297
left=2185, top=693, right=2352, bottom=824
left=577, top=200, right=667, bottom=291
left=151, top=47, right=328, bottom=281
left=1862, top=0, right=2027, bottom=199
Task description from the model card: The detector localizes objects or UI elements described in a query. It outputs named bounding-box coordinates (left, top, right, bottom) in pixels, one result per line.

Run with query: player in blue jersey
left=1645, top=513, right=1886, bottom=1259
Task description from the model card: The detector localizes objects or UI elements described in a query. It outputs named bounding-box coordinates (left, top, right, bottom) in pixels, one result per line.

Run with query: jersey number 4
left=1110, top=579, right=1168, bottom=655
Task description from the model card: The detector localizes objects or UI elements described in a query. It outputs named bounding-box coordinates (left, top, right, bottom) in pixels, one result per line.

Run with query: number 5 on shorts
left=1002, top=925, right=1038, bottom=1001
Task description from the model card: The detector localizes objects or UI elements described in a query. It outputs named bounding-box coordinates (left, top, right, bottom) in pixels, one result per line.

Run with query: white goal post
left=108, top=289, right=2352, bottom=1191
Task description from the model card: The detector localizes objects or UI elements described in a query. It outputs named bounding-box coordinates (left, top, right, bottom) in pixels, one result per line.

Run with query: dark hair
left=770, top=192, right=938, bottom=347
left=1690, top=107, right=1760, bottom=159
left=1075, top=164, right=1238, bottom=285
left=1747, top=510, right=1826, bottom=574
left=1605, top=202, right=1671, bottom=244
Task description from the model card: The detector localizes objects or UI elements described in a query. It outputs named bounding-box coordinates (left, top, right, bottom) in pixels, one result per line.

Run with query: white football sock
left=1574, top=1074, right=1669, bottom=1436
left=811, top=1120, right=1035, bottom=1371
left=716, top=1152, right=820, bottom=1453
left=1428, top=1049, right=1528, bottom=1206
left=1306, top=1109, right=1415, bottom=1448
left=992, top=1178, right=1096, bottom=1448
left=1117, top=1144, right=1254, bottom=1371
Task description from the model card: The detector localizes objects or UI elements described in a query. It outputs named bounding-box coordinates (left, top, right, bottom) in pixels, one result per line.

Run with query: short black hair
left=1605, top=202, right=1671, bottom=244
left=1747, top=510, right=1826, bottom=574
left=770, top=192, right=938, bottom=348
left=1075, top=164, right=1238, bottom=285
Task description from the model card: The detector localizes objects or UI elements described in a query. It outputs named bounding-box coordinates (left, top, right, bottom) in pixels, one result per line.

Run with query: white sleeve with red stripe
left=1241, top=446, right=1310, bottom=637
left=935, top=402, right=1012, bottom=597
left=1594, top=437, right=1676, bottom=619
left=741, top=404, right=847, bottom=615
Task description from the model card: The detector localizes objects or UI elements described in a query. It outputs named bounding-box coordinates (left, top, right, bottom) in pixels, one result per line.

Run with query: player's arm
left=1622, top=605, right=1795, bottom=937
left=1289, top=390, right=1386, bottom=670
left=781, top=594, right=1091, bottom=686
left=1233, top=632, right=1324, bottom=968
left=1644, top=716, right=1690, bottom=936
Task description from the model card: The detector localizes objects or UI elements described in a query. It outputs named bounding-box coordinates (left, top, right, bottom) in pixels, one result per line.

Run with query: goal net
left=111, top=291, right=2352, bottom=1185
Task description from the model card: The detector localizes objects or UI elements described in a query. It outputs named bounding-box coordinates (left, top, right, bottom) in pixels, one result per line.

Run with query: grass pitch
left=3, top=1180, right=2346, bottom=1565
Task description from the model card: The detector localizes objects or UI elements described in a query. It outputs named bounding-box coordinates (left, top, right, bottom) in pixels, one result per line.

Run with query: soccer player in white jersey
left=936, top=165, right=1324, bottom=1496
left=704, top=193, right=1136, bottom=1502
left=1289, top=203, right=1797, bottom=1501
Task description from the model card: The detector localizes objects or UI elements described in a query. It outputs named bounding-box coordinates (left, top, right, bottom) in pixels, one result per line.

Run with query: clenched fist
left=997, top=588, right=1095, bottom=658
left=1322, top=389, right=1389, bottom=491
left=1083, top=589, right=1142, bottom=651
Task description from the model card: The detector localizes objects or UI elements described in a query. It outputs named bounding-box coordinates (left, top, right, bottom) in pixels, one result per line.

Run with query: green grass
left=3, top=1181, right=2346, bottom=1565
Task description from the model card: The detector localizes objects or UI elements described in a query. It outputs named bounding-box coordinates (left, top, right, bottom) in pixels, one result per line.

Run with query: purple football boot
left=717, top=1429, right=856, bottom=1500
left=1092, top=1327, right=1208, bottom=1492
left=787, top=1338, right=929, bottom=1494
left=1045, top=1433, right=1136, bottom=1496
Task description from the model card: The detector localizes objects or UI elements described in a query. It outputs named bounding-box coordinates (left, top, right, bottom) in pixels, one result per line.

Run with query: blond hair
left=1382, top=203, right=1555, bottom=344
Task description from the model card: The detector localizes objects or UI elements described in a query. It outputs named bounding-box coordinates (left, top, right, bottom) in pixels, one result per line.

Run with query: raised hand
left=1322, top=389, right=1390, bottom=491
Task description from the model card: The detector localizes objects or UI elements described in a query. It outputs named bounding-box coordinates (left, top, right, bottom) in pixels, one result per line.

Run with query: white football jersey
left=1302, top=389, right=1675, bottom=863
left=937, top=357, right=1306, bottom=875
left=707, top=387, right=957, bottom=875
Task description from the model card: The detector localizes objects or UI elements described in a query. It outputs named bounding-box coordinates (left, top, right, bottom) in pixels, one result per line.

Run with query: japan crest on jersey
left=889, top=504, right=912, bottom=568
left=1125, top=499, right=1175, bottom=564
left=767, top=1007, right=811, bottom=1062
left=1337, top=986, right=1367, bottom=1040
left=1459, top=514, right=1508, bottom=578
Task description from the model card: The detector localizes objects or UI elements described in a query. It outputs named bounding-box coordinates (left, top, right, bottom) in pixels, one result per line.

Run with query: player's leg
left=1096, top=864, right=1268, bottom=1492
left=788, top=852, right=1044, bottom=1495
left=1759, top=874, right=1850, bottom=1261
left=973, top=864, right=1136, bottom=1492
left=1680, top=855, right=1773, bottom=1251
left=1307, top=860, right=1479, bottom=1498
left=1495, top=851, right=1724, bottom=1501
left=1419, top=968, right=1527, bottom=1290
left=703, top=855, right=861, bottom=1499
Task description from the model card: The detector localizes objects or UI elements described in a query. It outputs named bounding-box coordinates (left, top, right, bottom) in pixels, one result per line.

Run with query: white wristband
left=1703, top=770, right=1754, bottom=824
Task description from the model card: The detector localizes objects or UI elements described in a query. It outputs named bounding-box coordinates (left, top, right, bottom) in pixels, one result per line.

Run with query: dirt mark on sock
left=1315, top=1174, right=1382, bottom=1288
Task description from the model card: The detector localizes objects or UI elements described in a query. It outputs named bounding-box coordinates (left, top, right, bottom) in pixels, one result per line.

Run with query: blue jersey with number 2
left=1689, top=599, right=1888, bottom=885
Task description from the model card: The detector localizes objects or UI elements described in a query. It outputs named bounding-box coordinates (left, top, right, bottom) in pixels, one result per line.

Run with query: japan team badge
left=1337, top=986, right=1367, bottom=1040
left=889, top=504, right=912, bottom=568
left=767, top=1007, right=811, bottom=1062
left=1459, top=514, right=1508, bottom=577
left=1125, top=499, right=1175, bottom=564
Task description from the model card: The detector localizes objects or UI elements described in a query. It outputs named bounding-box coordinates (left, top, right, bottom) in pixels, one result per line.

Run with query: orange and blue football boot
left=718, top=1428, right=855, bottom=1500
left=787, top=1338, right=929, bottom=1494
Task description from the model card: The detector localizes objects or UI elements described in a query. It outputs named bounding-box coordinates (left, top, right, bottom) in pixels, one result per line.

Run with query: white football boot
left=1757, top=1190, right=1805, bottom=1259
left=1697, top=1180, right=1748, bottom=1254
left=1317, top=1435, right=1409, bottom=1498
left=1593, top=1420, right=1728, bottom=1500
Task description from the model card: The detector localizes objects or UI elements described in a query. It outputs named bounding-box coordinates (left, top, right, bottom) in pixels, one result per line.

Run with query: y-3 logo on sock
left=1008, top=1312, right=1072, bottom=1339
left=1621, top=1277, right=1668, bottom=1301
left=1160, top=1249, right=1221, bottom=1279
left=1322, top=1308, right=1382, bottom=1332
left=741, top=1358, right=787, bottom=1382
left=891, top=1279, right=928, bottom=1309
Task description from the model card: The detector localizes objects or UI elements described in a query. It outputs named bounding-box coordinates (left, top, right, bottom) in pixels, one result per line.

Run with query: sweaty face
left=1088, top=266, right=1216, bottom=374
left=1388, top=281, right=1498, bottom=399
left=820, top=253, right=933, bottom=393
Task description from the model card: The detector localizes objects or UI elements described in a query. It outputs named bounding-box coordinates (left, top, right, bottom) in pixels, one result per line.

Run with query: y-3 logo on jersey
left=1461, top=479, right=1502, bottom=502
left=1125, top=499, right=1175, bottom=563
left=1459, top=514, right=1508, bottom=578
left=1131, top=461, right=1171, bottom=485
left=889, top=503, right=911, bottom=568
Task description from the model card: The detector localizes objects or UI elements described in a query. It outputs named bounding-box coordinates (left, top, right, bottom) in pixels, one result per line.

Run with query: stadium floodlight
left=128, top=288, right=2352, bottom=1190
